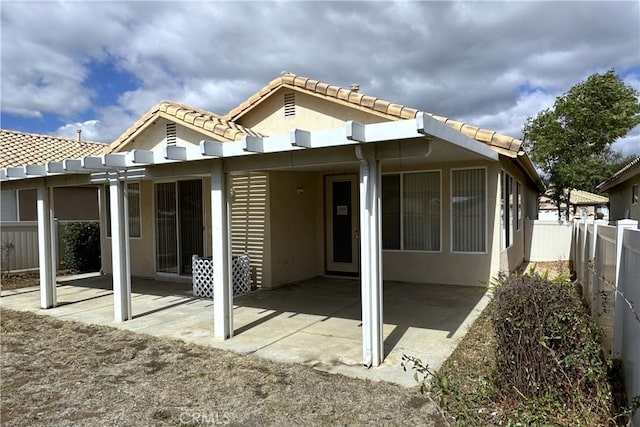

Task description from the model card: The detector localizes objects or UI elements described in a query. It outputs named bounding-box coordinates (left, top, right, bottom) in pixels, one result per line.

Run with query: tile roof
left=224, top=72, right=523, bottom=154
left=106, top=101, right=264, bottom=153
left=596, top=156, right=640, bottom=192
left=569, top=189, right=609, bottom=205
left=0, top=129, right=107, bottom=168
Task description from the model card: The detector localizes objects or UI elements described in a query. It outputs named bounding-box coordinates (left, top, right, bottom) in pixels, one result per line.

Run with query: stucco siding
left=266, top=171, right=322, bottom=287
left=114, top=117, right=205, bottom=153
left=236, top=90, right=390, bottom=136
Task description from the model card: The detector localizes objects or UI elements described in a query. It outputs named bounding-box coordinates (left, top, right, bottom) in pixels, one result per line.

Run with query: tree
left=523, top=70, right=640, bottom=219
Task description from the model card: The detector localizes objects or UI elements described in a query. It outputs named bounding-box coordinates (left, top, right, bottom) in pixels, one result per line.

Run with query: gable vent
left=166, top=123, right=177, bottom=145
left=284, top=93, right=296, bottom=117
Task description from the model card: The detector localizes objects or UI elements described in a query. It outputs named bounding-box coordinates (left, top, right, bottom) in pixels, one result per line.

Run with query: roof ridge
left=224, top=72, right=523, bottom=153
left=596, top=155, right=640, bottom=191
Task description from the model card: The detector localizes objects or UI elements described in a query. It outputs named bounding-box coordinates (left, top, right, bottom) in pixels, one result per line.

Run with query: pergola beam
left=1, top=116, right=464, bottom=181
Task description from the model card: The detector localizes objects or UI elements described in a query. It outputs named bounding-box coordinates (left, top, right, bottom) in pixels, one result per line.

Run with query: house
left=597, top=156, right=640, bottom=222
left=0, top=129, right=106, bottom=221
left=0, top=72, right=544, bottom=367
left=538, top=189, right=609, bottom=221
left=568, top=189, right=608, bottom=220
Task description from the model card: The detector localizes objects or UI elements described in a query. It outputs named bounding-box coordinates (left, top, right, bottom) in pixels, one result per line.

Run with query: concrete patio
left=0, top=274, right=490, bottom=386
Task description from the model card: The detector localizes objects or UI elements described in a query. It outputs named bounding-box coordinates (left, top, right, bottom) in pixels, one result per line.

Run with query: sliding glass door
left=155, top=180, right=203, bottom=275
left=178, top=180, right=203, bottom=275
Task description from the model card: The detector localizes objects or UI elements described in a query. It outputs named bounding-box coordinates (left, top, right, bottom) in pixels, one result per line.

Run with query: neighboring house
left=597, top=156, right=640, bottom=222
left=0, top=72, right=544, bottom=367
left=0, top=129, right=106, bottom=221
left=538, top=189, right=609, bottom=221
left=538, top=192, right=568, bottom=220
left=0, top=129, right=107, bottom=272
left=569, top=189, right=608, bottom=220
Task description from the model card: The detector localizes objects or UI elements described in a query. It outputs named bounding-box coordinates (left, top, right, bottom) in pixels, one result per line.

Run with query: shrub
left=62, top=222, right=101, bottom=273
left=490, top=271, right=610, bottom=420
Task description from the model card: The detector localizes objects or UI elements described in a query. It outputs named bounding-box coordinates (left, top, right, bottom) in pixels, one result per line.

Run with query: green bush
left=490, top=271, right=610, bottom=419
left=62, top=222, right=101, bottom=273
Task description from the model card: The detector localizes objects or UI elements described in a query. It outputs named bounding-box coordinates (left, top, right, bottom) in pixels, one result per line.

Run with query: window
left=452, top=168, right=486, bottom=253
left=633, top=184, right=639, bottom=205
left=106, top=182, right=141, bottom=238
left=382, top=171, right=441, bottom=251
left=516, top=181, right=522, bottom=230
left=500, top=171, right=514, bottom=249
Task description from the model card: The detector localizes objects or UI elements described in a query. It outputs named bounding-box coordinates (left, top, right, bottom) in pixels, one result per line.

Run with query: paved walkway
left=1, top=274, right=490, bottom=387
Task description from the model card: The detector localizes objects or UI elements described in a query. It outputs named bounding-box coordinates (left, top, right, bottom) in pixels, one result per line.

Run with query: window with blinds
left=451, top=168, right=486, bottom=253
left=105, top=182, right=141, bottom=238
left=382, top=171, right=441, bottom=252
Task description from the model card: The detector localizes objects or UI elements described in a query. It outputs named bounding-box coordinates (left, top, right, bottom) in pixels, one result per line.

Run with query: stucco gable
left=106, top=101, right=263, bottom=154
left=233, top=87, right=394, bottom=136
left=225, top=72, right=523, bottom=154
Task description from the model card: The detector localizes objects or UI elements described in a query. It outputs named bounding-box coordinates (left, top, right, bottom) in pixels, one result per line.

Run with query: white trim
left=450, top=166, right=488, bottom=255
left=1, top=115, right=499, bottom=183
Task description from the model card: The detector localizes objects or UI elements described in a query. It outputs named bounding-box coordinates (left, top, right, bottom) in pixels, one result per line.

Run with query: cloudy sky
left=1, top=1, right=639, bottom=155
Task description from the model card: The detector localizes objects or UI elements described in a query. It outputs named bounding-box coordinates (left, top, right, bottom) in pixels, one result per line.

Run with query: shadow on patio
left=0, top=274, right=489, bottom=386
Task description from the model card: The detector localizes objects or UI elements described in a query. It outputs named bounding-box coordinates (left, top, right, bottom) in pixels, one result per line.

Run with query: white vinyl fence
left=0, top=220, right=94, bottom=273
left=525, top=220, right=573, bottom=261
left=574, top=219, right=640, bottom=426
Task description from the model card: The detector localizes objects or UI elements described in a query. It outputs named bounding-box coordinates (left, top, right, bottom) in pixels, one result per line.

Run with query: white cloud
left=56, top=120, right=103, bottom=142
left=2, top=0, right=639, bottom=152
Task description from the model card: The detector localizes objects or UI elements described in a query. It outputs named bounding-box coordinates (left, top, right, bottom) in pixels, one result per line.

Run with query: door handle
left=355, top=230, right=359, bottom=240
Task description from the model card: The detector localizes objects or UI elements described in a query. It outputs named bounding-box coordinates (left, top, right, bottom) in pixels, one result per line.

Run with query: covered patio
left=1, top=113, right=501, bottom=371
left=0, top=274, right=489, bottom=386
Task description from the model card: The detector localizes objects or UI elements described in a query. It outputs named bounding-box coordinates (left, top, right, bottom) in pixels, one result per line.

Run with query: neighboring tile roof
left=224, top=72, right=522, bottom=154
left=0, top=129, right=106, bottom=168
left=569, top=189, right=609, bottom=205
left=106, top=101, right=264, bottom=153
left=597, top=156, right=640, bottom=192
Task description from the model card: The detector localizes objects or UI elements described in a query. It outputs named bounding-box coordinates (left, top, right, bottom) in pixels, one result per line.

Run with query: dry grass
left=1, top=271, right=73, bottom=291
left=0, top=274, right=40, bottom=291
left=516, top=260, right=571, bottom=280
left=0, top=308, right=444, bottom=427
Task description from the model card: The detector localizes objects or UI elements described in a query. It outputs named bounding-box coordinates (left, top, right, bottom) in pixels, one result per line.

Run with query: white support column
left=211, top=159, right=233, bottom=339
left=49, top=187, right=57, bottom=293
left=357, top=145, right=383, bottom=368
left=109, top=178, right=132, bottom=322
left=612, top=219, right=638, bottom=357
left=37, top=185, right=56, bottom=308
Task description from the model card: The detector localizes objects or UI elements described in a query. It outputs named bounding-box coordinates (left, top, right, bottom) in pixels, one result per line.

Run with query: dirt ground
left=0, top=309, right=444, bottom=427
left=0, top=271, right=73, bottom=291
left=516, top=260, right=572, bottom=280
